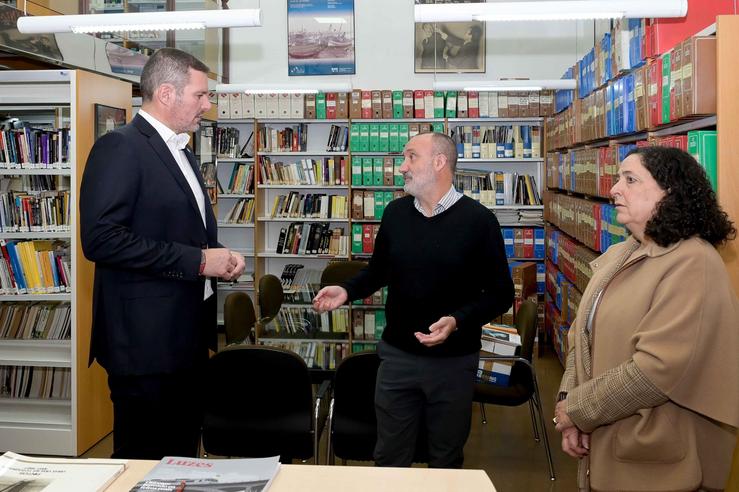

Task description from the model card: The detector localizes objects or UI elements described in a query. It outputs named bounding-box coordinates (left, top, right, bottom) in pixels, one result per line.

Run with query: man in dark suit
left=80, top=48, right=245, bottom=459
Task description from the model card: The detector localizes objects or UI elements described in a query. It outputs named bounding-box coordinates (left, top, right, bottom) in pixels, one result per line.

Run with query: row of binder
left=546, top=193, right=629, bottom=254
left=217, top=89, right=558, bottom=120
left=450, top=125, right=541, bottom=160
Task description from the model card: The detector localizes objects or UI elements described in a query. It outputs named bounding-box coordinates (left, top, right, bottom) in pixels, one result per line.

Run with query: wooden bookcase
left=0, top=70, right=131, bottom=456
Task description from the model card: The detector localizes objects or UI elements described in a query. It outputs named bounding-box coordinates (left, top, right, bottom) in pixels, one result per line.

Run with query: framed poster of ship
left=287, top=0, right=356, bottom=76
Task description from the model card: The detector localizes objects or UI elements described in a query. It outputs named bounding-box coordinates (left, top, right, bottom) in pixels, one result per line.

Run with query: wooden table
left=108, top=460, right=497, bottom=491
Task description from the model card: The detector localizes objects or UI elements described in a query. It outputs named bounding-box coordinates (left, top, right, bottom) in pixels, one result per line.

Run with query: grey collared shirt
left=413, top=185, right=464, bottom=217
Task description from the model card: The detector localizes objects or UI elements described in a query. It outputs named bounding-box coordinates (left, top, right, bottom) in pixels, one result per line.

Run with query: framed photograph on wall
left=93, top=104, right=126, bottom=140
left=414, top=0, right=485, bottom=73
left=287, top=0, right=356, bottom=76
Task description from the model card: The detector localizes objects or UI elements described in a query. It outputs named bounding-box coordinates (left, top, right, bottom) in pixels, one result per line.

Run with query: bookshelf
left=213, top=119, right=257, bottom=325
left=543, top=21, right=739, bottom=366
left=215, top=89, right=557, bottom=368
left=0, top=70, right=132, bottom=456
left=253, top=119, right=352, bottom=368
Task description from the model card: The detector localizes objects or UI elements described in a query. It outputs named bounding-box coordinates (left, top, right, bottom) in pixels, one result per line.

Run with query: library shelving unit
left=0, top=70, right=131, bottom=455
left=543, top=19, right=739, bottom=366
left=212, top=118, right=256, bottom=325
left=448, top=116, right=546, bottom=263
left=215, top=98, right=556, bottom=368
left=253, top=117, right=352, bottom=370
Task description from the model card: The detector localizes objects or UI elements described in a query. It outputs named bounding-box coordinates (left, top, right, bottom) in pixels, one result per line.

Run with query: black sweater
left=342, top=195, right=514, bottom=356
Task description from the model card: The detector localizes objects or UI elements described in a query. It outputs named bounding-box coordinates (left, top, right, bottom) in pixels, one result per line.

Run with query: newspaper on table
left=0, top=451, right=127, bottom=492
left=129, top=456, right=281, bottom=492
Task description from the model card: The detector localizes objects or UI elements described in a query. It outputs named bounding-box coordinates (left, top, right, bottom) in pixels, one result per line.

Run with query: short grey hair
left=429, top=132, right=458, bottom=174
left=140, top=48, right=210, bottom=103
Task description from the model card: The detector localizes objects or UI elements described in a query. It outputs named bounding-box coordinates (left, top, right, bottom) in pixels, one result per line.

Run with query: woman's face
left=610, top=154, right=666, bottom=242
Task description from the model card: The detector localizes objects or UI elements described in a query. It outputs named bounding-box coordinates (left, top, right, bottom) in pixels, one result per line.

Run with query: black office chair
left=223, top=292, right=257, bottom=345
left=201, top=344, right=328, bottom=463
left=474, top=299, right=555, bottom=480
left=319, top=260, right=367, bottom=288
left=255, top=274, right=284, bottom=338
left=326, top=350, right=428, bottom=465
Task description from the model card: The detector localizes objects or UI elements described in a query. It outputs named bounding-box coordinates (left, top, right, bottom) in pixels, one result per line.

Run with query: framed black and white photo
left=414, top=0, right=485, bottom=73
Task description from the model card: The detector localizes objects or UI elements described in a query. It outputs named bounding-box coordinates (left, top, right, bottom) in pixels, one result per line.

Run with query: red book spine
left=362, top=224, right=373, bottom=254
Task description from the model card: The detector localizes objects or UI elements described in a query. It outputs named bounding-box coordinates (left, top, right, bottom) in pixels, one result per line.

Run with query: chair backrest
left=510, top=299, right=538, bottom=384
left=331, top=350, right=427, bottom=463
left=320, top=260, right=367, bottom=288
left=333, top=351, right=381, bottom=427
left=223, top=292, right=257, bottom=345
left=202, top=345, right=314, bottom=459
left=258, top=273, right=284, bottom=322
left=515, top=299, right=538, bottom=362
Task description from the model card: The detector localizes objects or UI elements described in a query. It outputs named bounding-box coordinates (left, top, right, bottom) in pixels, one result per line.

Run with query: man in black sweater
left=314, top=132, right=513, bottom=468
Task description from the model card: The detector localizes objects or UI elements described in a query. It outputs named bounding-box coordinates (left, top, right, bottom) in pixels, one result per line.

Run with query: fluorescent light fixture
left=314, top=17, right=347, bottom=24
left=17, top=8, right=262, bottom=34
left=216, top=82, right=353, bottom=94
left=433, top=79, right=576, bottom=92
left=415, top=0, right=687, bottom=23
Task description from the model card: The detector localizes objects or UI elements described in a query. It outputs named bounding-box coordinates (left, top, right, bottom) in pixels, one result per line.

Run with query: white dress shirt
left=139, top=110, right=213, bottom=300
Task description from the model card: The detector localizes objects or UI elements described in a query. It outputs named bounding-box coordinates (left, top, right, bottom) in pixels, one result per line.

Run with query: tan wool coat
left=563, top=236, right=739, bottom=492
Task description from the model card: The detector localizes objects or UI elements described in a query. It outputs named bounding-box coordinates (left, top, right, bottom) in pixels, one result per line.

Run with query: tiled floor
left=82, top=346, right=579, bottom=492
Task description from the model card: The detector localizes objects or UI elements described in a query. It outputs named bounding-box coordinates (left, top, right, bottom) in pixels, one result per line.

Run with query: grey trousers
left=374, top=341, right=479, bottom=468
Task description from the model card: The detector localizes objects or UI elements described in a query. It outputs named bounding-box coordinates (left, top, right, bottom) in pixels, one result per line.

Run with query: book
left=0, top=451, right=127, bottom=491
left=130, top=455, right=280, bottom=492
left=478, top=325, right=522, bottom=386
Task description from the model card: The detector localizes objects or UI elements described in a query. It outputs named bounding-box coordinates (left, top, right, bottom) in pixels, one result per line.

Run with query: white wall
left=228, top=0, right=602, bottom=88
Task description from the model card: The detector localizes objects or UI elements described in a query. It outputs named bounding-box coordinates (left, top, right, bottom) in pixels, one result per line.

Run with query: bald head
left=410, top=132, right=457, bottom=175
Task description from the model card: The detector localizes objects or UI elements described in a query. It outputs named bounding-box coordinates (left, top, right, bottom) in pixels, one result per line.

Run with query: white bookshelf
left=0, top=69, right=131, bottom=456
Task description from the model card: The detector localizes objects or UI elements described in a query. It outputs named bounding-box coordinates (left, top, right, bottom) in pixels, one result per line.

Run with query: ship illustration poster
left=287, top=0, right=355, bottom=76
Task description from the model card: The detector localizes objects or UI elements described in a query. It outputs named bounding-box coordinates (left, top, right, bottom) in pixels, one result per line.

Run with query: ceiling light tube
left=17, top=8, right=262, bottom=34
left=415, top=0, right=687, bottom=23
left=217, top=82, right=353, bottom=94
left=433, top=79, right=576, bottom=92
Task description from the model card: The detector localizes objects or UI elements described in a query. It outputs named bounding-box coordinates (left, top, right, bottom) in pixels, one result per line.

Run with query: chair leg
left=530, top=372, right=556, bottom=481
left=528, top=399, right=541, bottom=442
left=479, top=402, right=487, bottom=424
left=327, top=400, right=335, bottom=466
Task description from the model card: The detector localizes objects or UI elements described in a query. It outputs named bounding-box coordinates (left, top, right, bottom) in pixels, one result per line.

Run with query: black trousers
left=374, top=341, right=478, bottom=468
left=108, top=365, right=204, bottom=460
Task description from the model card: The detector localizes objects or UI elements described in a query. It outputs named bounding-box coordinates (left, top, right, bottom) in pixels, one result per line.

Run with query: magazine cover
left=0, top=451, right=127, bottom=492
left=129, top=456, right=281, bottom=492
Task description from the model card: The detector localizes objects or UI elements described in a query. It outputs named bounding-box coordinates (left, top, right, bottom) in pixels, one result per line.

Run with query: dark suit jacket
left=80, top=114, right=219, bottom=376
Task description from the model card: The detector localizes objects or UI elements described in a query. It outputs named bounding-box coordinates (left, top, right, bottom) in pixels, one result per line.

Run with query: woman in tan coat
left=554, top=146, right=738, bottom=491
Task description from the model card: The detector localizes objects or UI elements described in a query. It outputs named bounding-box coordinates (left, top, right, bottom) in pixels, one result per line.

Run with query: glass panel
left=174, top=0, right=221, bottom=74
left=125, top=0, right=167, bottom=52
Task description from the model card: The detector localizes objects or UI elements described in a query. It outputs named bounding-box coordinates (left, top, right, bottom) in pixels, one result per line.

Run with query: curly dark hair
left=625, top=146, right=736, bottom=247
